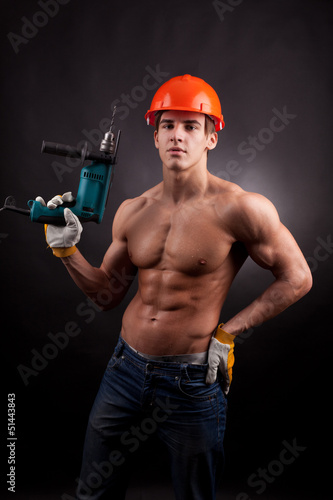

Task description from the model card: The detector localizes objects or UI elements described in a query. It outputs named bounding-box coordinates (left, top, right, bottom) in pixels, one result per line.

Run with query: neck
left=162, top=164, right=210, bottom=204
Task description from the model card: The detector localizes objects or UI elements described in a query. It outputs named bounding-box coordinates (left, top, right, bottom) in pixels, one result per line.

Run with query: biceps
left=246, top=224, right=306, bottom=278
left=100, top=239, right=138, bottom=285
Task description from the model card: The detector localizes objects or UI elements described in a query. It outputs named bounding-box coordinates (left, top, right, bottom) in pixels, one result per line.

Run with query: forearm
left=223, top=276, right=310, bottom=336
left=61, top=249, right=106, bottom=290
left=61, top=246, right=137, bottom=309
left=60, top=250, right=115, bottom=309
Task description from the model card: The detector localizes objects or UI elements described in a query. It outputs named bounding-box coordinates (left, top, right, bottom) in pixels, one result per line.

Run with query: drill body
left=28, top=157, right=115, bottom=225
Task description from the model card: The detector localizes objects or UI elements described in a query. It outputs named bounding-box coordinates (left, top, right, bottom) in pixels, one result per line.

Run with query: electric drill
left=1, top=107, right=121, bottom=225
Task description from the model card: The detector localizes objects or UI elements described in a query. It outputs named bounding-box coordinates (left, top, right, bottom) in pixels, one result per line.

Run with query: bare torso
left=120, top=176, right=248, bottom=354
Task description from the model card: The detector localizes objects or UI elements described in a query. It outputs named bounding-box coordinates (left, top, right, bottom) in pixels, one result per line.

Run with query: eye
left=186, top=125, right=196, bottom=131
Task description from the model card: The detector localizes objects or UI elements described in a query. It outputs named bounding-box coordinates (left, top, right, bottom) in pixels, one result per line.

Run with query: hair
left=154, top=111, right=216, bottom=137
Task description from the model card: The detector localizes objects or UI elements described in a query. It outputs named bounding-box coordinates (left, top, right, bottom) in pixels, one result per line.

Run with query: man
left=38, top=75, right=312, bottom=500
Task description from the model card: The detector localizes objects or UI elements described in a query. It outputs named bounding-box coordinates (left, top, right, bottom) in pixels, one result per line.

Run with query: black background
left=1, top=0, right=332, bottom=499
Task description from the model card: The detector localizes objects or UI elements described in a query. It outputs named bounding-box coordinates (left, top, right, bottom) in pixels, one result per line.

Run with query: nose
left=171, top=123, right=183, bottom=142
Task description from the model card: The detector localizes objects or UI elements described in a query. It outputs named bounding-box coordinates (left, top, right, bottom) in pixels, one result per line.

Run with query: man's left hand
left=206, top=324, right=235, bottom=395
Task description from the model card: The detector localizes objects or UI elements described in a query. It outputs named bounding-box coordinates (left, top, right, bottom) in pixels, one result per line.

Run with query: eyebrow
left=160, top=118, right=202, bottom=126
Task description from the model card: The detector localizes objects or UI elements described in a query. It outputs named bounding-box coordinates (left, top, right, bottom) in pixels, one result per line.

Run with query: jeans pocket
left=106, top=344, right=125, bottom=372
left=178, top=375, right=220, bottom=401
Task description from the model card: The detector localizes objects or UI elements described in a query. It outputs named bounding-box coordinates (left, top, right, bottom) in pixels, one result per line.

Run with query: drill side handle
left=41, top=141, right=115, bottom=164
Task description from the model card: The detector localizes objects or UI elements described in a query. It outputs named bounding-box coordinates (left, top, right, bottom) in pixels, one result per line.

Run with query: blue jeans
left=76, top=336, right=227, bottom=500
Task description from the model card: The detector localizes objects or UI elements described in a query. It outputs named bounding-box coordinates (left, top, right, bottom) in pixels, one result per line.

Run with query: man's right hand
left=36, top=192, right=83, bottom=257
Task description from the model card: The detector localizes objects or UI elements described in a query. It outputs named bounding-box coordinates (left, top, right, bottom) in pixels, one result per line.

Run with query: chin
left=167, top=161, right=188, bottom=171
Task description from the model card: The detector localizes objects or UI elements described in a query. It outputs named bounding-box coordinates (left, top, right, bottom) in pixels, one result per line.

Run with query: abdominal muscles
left=121, top=266, right=234, bottom=355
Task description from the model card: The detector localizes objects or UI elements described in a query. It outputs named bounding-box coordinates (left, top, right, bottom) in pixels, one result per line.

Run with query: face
left=154, top=110, right=218, bottom=172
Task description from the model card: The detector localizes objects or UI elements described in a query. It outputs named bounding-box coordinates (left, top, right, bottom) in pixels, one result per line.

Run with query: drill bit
left=110, top=105, right=117, bottom=131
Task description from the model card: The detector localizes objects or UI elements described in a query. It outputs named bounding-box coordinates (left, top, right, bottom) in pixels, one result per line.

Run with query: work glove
left=206, top=323, right=236, bottom=395
left=36, top=192, right=83, bottom=257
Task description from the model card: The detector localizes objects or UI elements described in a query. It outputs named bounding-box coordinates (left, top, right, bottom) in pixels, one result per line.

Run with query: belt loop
left=181, top=363, right=190, bottom=382
left=114, top=336, right=125, bottom=358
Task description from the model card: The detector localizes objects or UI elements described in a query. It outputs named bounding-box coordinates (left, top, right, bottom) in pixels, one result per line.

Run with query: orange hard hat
left=145, top=74, right=225, bottom=131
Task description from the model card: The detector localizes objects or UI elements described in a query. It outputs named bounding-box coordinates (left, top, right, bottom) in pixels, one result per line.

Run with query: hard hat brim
left=145, top=107, right=224, bottom=131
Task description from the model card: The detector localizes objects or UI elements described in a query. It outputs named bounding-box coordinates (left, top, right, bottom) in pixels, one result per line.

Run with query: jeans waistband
left=122, top=337, right=208, bottom=365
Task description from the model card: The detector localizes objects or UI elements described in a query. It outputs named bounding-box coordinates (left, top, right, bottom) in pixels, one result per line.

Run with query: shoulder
left=112, top=183, right=163, bottom=237
left=116, top=183, right=162, bottom=217
left=211, top=176, right=280, bottom=242
left=231, top=190, right=280, bottom=242
left=233, top=189, right=279, bottom=220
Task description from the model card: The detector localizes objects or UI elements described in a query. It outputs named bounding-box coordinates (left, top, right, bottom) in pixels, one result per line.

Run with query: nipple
left=199, top=259, right=207, bottom=265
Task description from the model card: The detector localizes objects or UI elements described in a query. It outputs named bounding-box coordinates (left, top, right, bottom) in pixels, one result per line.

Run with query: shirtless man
left=40, top=75, right=312, bottom=500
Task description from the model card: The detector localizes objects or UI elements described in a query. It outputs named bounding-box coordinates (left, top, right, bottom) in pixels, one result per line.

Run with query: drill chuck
left=100, top=130, right=115, bottom=154
left=100, top=106, right=117, bottom=153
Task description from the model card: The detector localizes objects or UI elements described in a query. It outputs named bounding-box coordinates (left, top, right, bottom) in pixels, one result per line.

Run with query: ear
left=154, top=130, right=159, bottom=149
left=206, top=132, right=218, bottom=151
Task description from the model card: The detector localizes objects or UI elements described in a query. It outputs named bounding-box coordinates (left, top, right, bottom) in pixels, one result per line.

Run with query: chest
left=126, top=203, right=232, bottom=274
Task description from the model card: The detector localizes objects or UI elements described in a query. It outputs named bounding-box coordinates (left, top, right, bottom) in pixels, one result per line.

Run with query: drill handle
left=41, top=141, right=116, bottom=164
left=42, top=141, right=81, bottom=159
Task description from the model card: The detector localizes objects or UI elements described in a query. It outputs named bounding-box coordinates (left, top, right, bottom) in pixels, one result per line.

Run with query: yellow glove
left=206, top=323, right=236, bottom=395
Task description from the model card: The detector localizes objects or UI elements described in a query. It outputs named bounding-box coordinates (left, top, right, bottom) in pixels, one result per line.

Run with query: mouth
left=167, top=147, right=186, bottom=154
